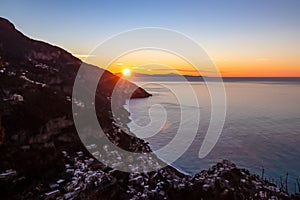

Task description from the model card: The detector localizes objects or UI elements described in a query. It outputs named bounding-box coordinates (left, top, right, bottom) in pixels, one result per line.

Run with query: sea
left=124, top=78, right=300, bottom=193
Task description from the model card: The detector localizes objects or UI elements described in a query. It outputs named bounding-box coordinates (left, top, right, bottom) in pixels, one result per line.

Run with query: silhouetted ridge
left=0, top=17, right=15, bottom=30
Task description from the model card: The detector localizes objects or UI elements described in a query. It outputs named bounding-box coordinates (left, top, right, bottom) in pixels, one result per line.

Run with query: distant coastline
left=118, top=73, right=300, bottom=82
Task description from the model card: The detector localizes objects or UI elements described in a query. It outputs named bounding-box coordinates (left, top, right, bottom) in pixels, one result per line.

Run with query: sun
left=122, top=68, right=131, bottom=77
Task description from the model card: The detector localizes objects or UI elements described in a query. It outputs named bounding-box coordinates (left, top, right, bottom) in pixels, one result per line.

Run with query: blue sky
left=1, top=0, right=300, bottom=76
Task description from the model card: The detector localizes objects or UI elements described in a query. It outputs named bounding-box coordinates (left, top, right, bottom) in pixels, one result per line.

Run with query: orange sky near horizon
left=78, top=49, right=300, bottom=77
left=215, top=59, right=300, bottom=77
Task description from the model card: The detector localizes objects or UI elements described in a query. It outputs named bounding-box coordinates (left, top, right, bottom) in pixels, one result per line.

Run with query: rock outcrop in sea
left=0, top=17, right=299, bottom=199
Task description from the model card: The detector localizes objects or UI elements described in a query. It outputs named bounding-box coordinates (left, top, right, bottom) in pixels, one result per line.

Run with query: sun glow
left=122, top=68, right=132, bottom=77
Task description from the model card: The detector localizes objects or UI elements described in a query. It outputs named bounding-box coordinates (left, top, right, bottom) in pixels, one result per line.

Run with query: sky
left=1, top=0, right=300, bottom=77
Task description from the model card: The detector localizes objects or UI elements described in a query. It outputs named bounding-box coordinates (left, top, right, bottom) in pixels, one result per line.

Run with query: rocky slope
left=0, top=17, right=152, bottom=199
left=0, top=17, right=299, bottom=200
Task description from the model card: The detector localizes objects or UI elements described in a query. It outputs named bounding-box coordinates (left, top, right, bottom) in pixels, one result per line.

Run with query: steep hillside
left=0, top=17, right=152, bottom=199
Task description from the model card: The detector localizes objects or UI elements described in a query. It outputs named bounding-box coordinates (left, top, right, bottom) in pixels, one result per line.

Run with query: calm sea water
left=125, top=80, right=300, bottom=192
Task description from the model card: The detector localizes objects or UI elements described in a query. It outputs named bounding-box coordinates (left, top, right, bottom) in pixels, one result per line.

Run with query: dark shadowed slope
left=0, top=17, right=152, bottom=199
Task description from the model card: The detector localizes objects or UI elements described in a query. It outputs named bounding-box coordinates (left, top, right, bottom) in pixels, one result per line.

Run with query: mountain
left=0, top=17, right=153, bottom=199
left=121, top=73, right=300, bottom=83
left=116, top=72, right=205, bottom=82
